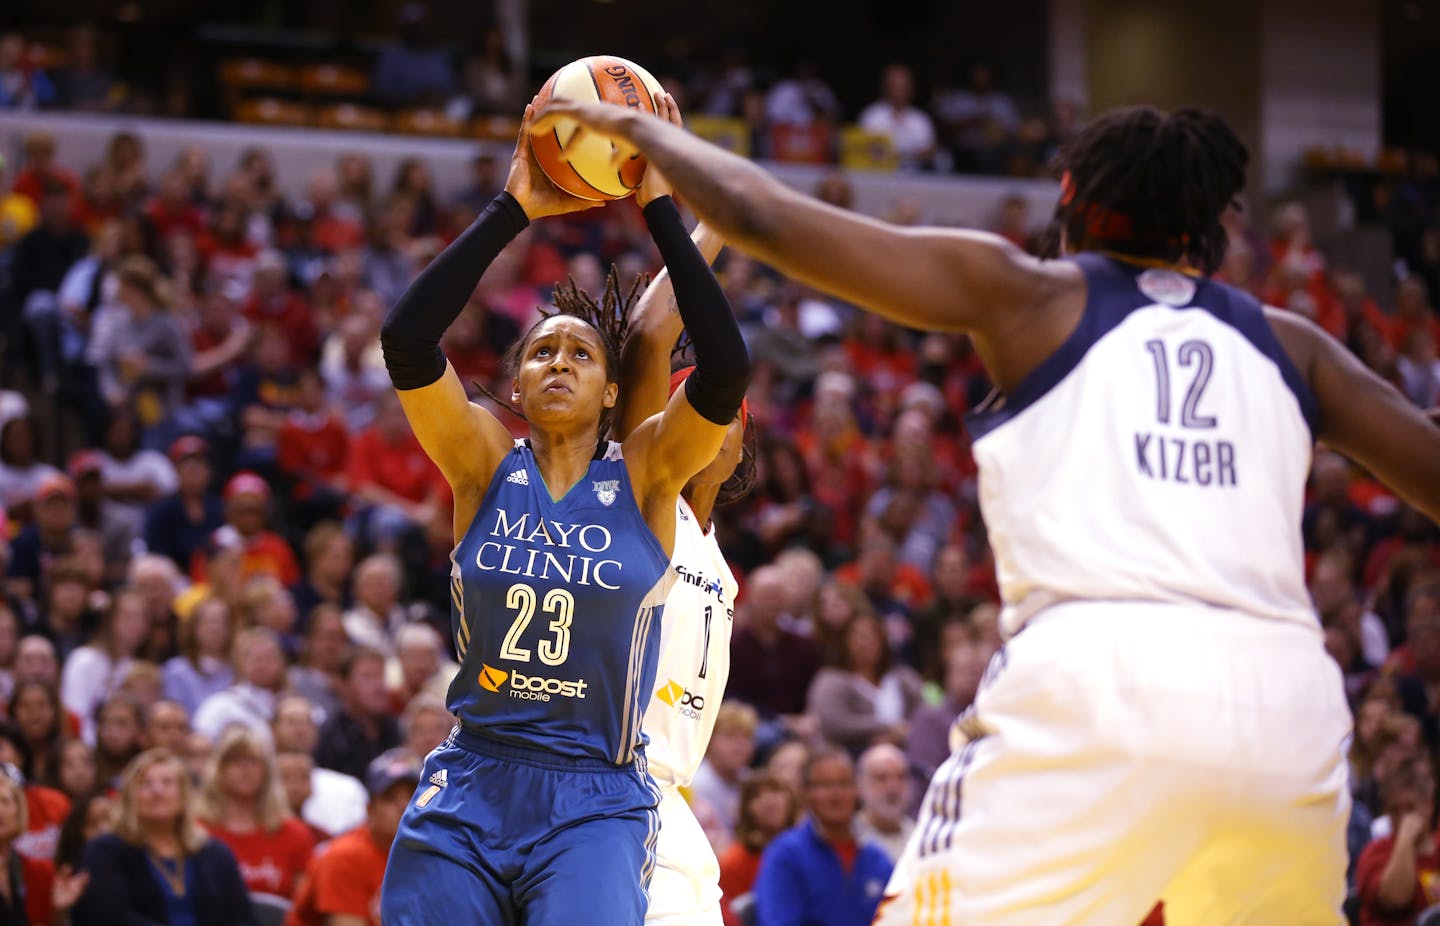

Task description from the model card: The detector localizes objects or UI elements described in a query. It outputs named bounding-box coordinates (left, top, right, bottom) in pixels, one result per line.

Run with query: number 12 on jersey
left=1136, top=338, right=1237, bottom=487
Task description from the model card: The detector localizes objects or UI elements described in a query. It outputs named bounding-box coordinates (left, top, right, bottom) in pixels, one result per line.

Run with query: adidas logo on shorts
left=507, top=469, right=529, bottom=486
left=429, top=768, right=447, bottom=787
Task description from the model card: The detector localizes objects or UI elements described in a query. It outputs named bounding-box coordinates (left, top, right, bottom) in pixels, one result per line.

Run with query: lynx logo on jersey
left=593, top=479, right=619, bottom=506
left=656, top=679, right=705, bottom=719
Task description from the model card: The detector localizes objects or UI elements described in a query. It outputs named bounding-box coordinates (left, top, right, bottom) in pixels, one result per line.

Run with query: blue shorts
left=380, top=726, right=661, bottom=926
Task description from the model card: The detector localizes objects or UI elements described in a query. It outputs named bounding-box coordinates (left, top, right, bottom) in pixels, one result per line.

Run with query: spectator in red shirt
left=286, top=748, right=420, bottom=926
left=346, top=392, right=446, bottom=553
left=0, top=762, right=81, bottom=926
left=718, top=773, right=801, bottom=926
left=198, top=726, right=316, bottom=899
left=192, top=474, right=300, bottom=587
left=277, top=368, right=350, bottom=528
left=11, top=131, right=79, bottom=205
left=143, top=169, right=206, bottom=242
left=244, top=250, right=319, bottom=368
left=1356, top=763, right=1440, bottom=926
left=1390, top=276, right=1440, bottom=357
left=186, top=288, right=253, bottom=403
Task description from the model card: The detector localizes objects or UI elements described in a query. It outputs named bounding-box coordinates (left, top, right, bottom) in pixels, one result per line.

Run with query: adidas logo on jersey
left=656, top=679, right=704, bottom=719
left=429, top=769, right=447, bottom=787
left=506, top=469, right=530, bottom=486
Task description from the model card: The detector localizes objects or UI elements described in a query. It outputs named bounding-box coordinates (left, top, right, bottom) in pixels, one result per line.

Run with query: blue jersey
left=447, top=439, right=674, bottom=764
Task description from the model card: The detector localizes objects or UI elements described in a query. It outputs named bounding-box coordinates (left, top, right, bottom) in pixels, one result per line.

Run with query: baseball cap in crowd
left=66, top=450, right=104, bottom=481
left=34, top=473, right=77, bottom=503
left=669, top=366, right=750, bottom=423
left=168, top=435, right=209, bottom=463
left=365, top=748, right=422, bottom=799
left=224, top=472, right=271, bottom=501
left=203, top=525, right=245, bottom=560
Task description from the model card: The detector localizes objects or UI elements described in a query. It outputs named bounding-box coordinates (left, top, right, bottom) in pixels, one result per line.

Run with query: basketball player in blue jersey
left=609, top=204, right=751, bottom=923
left=376, top=94, right=750, bottom=926
left=536, top=101, right=1440, bottom=924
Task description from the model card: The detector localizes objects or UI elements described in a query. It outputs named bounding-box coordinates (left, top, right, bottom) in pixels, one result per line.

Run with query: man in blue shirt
left=754, top=745, right=893, bottom=926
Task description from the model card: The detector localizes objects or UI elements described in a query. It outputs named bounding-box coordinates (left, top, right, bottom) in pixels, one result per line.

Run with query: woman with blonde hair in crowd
left=236, top=575, right=300, bottom=651
left=59, top=588, right=149, bottom=744
left=197, top=727, right=316, bottom=899
left=73, top=749, right=254, bottom=926
left=0, top=764, right=89, bottom=925
left=162, top=594, right=236, bottom=715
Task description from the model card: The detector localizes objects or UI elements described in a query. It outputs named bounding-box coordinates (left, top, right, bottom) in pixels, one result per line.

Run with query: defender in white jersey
left=609, top=206, right=749, bottom=924
left=536, top=100, right=1440, bottom=925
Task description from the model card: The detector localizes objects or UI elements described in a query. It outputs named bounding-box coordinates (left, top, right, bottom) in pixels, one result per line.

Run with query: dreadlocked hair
left=1040, top=105, right=1249, bottom=275
left=715, top=410, right=760, bottom=506
left=476, top=265, right=646, bottom=435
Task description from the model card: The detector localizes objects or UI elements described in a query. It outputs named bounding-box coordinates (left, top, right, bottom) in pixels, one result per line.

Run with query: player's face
left=514, top=316, right=617, bottom=427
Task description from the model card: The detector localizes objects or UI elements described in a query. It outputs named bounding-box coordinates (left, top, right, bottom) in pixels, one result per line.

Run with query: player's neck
left=528, top=429, right=600, bottom=502
left=1095, top=249, right=1201, bottom=277
left=682, top=483, right=721, bottom=530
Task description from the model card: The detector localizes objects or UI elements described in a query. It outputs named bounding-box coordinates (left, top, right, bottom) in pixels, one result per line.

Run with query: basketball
left=530, top=56, right=665, bottom=201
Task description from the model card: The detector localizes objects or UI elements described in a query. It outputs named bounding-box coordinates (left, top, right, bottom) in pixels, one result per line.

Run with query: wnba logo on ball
left=603, top=65, right=644, bottom=110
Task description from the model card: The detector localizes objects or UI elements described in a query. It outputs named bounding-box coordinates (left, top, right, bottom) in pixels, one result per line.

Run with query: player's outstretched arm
left=623, top=193, right=750, bottom=521
left=1268, top=309, right=1440, bottom=523
left=534, top=101, right=1054, bottom=337
left=382, top=101, right=599, bottom=515
left=613, top=93, right=727, bottom=441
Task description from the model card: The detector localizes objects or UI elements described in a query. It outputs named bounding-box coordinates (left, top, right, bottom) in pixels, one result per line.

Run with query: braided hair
left=1040, top=105, right=1249, bottom=274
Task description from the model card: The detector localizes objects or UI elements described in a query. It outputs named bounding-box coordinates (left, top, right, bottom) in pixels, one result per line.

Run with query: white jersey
left=642, top=496, right=738, bottom=789
left=968, top=254, right=1318, bottom=639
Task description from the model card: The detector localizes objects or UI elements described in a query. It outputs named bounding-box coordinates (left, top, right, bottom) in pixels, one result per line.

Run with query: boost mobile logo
left=656, top=679, right=704, bottom=718
left=480, top=663, right=588, bottom=701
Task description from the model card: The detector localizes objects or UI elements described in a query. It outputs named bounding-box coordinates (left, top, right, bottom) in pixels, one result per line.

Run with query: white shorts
left=646, top=785, right=723, bottom=926
left=876, top=601, right=1351, bottom=926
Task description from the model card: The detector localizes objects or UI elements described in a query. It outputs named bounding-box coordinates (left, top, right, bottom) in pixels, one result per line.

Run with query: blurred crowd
left=0, top=13, right=1068, bottom=180
left=0, top=102, right=1436, bottom=926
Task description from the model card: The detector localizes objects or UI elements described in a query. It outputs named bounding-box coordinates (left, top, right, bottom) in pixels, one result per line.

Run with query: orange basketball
left=530, top=56, right=665, bottom=202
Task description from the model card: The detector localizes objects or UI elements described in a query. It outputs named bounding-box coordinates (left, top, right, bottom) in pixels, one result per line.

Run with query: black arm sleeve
left=642, top=196, right=751, bottom=425
left=380, top=191, right=529, bottom=390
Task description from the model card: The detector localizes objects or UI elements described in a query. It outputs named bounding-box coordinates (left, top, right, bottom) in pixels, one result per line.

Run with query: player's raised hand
left=506, top=100, right=603, bottom=220
left=533, top=98, right=643, bottom=165
left=636, top=92, right=684, bottom=208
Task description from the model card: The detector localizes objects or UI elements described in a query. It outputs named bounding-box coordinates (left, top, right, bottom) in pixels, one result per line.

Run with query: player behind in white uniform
left=607, top=99, right=751, bottom=926
left=534, top=101, right=1440, bottom=925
